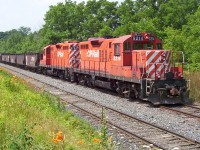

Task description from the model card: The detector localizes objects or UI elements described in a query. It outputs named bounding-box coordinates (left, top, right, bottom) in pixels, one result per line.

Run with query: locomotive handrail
left=171, top=51, right=185, bottom=75
left=136, top=51, right=145, bottom=79
left=186, top=63, right=191, bottom=90
left=179, top=51, right=185, bottom=63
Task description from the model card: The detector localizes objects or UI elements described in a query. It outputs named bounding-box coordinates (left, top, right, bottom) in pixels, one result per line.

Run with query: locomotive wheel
left=78, top=75, right=85, bottom=85
left=58, top=72, right=64, bottom=80
left=42, top=69, right=47, bottom=75
left=86, top=76, right=93, bottom=87
left=121, top=84, right=131, bottom=98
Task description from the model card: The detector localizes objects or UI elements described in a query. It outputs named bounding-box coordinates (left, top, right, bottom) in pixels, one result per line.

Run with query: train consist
left=0, top=33, right=190, bottom=105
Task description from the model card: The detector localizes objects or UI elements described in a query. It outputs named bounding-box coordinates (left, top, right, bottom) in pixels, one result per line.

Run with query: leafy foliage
left=0, top=27, right=43, bottom=53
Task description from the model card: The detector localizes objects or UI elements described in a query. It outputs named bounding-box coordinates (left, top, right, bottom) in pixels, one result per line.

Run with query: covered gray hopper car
left=10, top=54, right=16, bottom=64
left=1, top=54, right=10, bottom=63
left=16, top=54, right=25, bottom=67
left=25, top=53, right=40, bottom=68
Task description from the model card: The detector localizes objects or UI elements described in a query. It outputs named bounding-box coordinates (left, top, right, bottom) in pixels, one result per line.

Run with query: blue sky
left=0, top=0, right=121, bottom=32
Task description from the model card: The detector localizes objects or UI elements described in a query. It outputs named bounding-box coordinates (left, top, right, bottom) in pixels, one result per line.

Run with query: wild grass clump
left=0, top=67, right=113, bottom=149
left=188, top=72, right=200, bottom=102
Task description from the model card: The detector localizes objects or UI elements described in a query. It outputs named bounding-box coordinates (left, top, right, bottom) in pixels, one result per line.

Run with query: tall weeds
left=0, top=68, right=112, bottom=149
left=189, top=72, right=200, bottom=102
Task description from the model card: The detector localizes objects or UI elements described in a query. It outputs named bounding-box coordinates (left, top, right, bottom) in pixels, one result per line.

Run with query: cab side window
left=156, top=43, right=162, bottom=49
left=123, top=42, right=131, bottom=52
left=133, top=43, right=143, bottom=50
left=114, top=44, right=120, bottom=56
left=144, top=43, right=154, bottom=49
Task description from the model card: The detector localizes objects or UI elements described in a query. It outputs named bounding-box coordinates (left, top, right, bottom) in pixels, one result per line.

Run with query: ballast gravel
left=1, top=63, right=200, bottom=143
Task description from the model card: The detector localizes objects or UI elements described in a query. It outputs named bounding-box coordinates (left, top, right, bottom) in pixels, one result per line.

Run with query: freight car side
left=10, top=54, right=17, bottom=65
left=25, top=53, right=40, bottom=71
left=16, top=54, right=26, bottom=68
left=1, top=54, right=10, bottom=63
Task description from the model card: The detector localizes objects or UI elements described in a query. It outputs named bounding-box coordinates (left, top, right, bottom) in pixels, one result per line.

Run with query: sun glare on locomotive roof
left=0, top=0, right=123, bottom=32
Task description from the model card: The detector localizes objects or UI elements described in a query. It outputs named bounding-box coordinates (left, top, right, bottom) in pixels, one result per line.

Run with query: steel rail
left=160, top=105, right=200, bottom=120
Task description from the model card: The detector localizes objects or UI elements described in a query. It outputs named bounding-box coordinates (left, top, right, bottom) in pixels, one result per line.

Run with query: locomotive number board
left=132, top=34, right=155, bottom=41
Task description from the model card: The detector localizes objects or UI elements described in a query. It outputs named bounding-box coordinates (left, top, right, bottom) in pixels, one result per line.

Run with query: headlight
left=178, top=73, right=183, bottom=78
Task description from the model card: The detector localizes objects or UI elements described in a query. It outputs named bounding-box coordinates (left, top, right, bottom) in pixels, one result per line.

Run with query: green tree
left=81, top=0, right=118, bottom=38
left=0, top=27, right=42, bottom=53
left=182, top=5, right=200, bottom=69
left=157, top=0, right=200, bottom=30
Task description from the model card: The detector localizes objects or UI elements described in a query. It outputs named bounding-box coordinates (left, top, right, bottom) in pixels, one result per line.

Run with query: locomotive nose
left=148, top=84, right=191, bottom=105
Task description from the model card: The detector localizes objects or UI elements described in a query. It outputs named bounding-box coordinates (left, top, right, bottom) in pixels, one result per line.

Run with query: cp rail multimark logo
left=86, top=50, right=99, bottom=58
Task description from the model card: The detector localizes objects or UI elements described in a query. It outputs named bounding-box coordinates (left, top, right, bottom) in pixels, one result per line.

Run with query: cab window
left=114, top=44, right=120, bottom=56
left=123, top=42, right=131, bottom=52
left=144, top=43, right=154, bottom=49
left=133, top=43, right=143, bottom=50
left=156, top=43, right=162, bottom=49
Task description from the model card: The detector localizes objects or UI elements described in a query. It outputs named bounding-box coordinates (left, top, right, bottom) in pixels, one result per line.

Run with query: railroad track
left=160, top=105, right=200, bottom=120
left=1, top=63, right=200, bottom=149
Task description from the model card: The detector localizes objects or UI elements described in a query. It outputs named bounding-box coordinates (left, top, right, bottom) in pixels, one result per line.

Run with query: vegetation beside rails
left=0, top=67, right=113, bottom=149
left=189, top=72, right=200, bottom=102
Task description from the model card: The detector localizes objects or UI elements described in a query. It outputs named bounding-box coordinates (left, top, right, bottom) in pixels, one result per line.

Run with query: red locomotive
left=75, top=33, right=189, bottom=105
left=40, top=41, right=80, bottom=79
left=0, top=33, right=190, bottom=105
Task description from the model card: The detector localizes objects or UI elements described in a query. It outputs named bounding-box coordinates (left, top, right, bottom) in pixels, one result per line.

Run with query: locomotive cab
left=129, top=33, right=190, bottom=105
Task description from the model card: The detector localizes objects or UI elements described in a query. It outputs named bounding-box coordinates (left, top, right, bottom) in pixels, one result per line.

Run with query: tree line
left=0, top=0, right=200, bottom=71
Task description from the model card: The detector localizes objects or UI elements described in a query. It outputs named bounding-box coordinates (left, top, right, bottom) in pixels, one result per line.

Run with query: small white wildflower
left=171, top=147, right=179, bottom=150
left=149, top=144, right=154, bottom=147
left=142, top=145, right=150, bottom=148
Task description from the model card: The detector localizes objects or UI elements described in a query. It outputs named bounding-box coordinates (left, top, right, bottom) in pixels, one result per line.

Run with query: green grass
left=0, top=67, right=113, bottom=150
